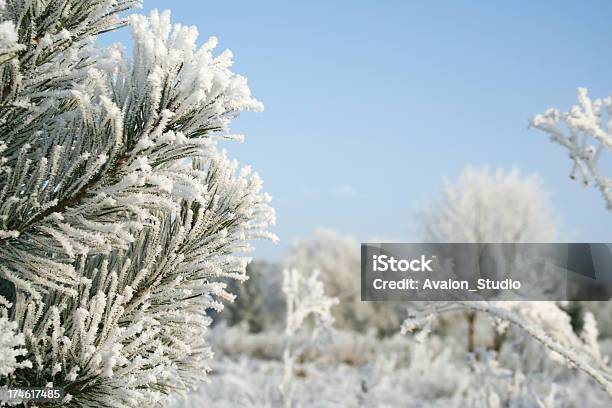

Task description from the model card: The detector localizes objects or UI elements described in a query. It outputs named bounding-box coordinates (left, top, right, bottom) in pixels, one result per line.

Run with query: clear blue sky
left=107, top=0, right=612, bottom=259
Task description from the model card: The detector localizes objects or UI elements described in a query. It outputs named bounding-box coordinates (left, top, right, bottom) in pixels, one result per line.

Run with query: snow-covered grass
left=172, top=324, right=612, bottom=408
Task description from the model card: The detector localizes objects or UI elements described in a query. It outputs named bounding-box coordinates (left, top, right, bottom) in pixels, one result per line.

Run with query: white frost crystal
left=0, top=316, right=31, bottom=377
left=0, top=20, right=17, bottom=47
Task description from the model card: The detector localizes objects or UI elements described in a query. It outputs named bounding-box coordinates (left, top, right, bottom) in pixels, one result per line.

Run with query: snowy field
left=172, top=325, right=612, bottom=407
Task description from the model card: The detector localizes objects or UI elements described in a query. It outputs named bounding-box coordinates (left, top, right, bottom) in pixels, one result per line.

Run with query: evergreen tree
left=0, top=1, right=276, bottom=406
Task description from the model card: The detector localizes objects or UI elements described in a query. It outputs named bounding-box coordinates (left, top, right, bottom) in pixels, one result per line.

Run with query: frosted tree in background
left=411, top=166, right=612, bottom=397
left=0, top=1, right=275, bottom=406
left=408, top=169, right=612, bottom=396
left=421, top=166, right=558, bottom=244
left=418, top=167, right=561, bottom=350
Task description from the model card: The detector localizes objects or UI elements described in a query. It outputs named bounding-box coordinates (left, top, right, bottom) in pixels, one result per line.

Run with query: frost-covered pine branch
left=0, top=2, right=276, bottom=406
left=531, top=87, right=612, bottom=210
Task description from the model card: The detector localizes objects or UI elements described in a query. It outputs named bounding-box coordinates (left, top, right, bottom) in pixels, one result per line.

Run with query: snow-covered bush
left=179, top=268, right=338, bottom=408
left=402, top=301, right=612, bottom=398
left=284, top=229, right=402, bottom=336
left=581, top=301, right=612, bottom=338
left=207, top=324, right=415, bottom=367
left=0, top=2, right=274, bottom=406
left=281, top=268, right=338, bottom=408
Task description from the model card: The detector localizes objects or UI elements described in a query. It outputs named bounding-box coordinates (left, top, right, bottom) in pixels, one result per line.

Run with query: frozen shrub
left=285, top=229, right=402, bottom=336
left=402, top=301, right=612, bottom=398
left=281, top=268, right=338, bottom=408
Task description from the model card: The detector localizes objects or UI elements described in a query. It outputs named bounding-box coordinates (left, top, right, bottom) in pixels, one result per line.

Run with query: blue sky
left=108, top=0, right=612, bottom=259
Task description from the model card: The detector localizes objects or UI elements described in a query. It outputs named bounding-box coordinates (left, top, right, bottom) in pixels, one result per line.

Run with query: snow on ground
left=171, top=325, right=612, bottom=408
